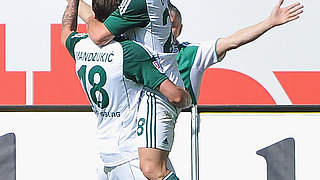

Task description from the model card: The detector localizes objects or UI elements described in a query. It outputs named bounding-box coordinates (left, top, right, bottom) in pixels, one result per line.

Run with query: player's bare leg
left=137, top=91, right=181, bottom=180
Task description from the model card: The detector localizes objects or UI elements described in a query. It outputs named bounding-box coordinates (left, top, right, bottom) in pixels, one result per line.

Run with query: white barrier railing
left=191, top=105, right=200, bottom=180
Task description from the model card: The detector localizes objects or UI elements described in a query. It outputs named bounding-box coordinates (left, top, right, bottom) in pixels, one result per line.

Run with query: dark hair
left=92, top=0, right=121, bottom=22
left=168, top=1, right=182, bottom=24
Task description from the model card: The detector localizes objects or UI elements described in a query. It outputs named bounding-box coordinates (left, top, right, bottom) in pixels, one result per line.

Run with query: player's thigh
left=97, top=163, right=110, bottom=180
left=138, top=148, right=169, bottom=166
left=107, top=159, right=147, bottom=180
left=98, top=158, right=174, bottom=180
left=136, top=91, right=177, bottom=152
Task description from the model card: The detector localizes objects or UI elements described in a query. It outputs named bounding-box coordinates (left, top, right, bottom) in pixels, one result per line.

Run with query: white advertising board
left=1, top=112, right=319, bottom=179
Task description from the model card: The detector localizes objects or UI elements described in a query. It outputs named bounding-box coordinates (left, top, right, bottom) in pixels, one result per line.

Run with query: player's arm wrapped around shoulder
left=104, top=0, right=150, bottom=36
left=158, top=80, right=192, bottom=109
left=121, top=40, right=168, bottom=90
left=121, top=40, right=191, bottom=109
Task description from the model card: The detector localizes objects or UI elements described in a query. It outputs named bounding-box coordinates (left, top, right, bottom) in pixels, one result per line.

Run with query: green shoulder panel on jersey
left=104, top=0, right=150, bottom=36
left=120, top=40, right=168, bottom=90
left=176, top=43, right=199, bottom=104
left=66, top=32, right=89, bottom=59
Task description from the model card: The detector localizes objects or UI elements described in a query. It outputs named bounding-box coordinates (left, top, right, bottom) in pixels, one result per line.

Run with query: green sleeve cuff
left=65, top=32, right=79, bottom=59
left=65, top=32, right=88, bottom=59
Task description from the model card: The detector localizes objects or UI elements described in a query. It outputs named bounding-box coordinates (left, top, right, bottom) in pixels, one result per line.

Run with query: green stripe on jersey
left=150, top=93, right=153, bottom=148
left=153, top=93, right=156, bottom=148
left=176, top=43, right=199, bottom=104
left=120, top=40, right=168, bottom=90
left=104, top=0, right=150, bottom=36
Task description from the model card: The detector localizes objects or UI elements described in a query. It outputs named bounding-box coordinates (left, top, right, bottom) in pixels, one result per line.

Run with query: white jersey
left=104, top=0, right=184, bottom=92
left=65, top=32, right=169, bottom=166
left=104, top=0, right=173, bottom=53
left=176, top=40, right=225, bottom=104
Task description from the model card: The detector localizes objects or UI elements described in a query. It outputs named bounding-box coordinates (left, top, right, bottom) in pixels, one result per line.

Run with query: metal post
left=191, top=105, right=199, bottom=180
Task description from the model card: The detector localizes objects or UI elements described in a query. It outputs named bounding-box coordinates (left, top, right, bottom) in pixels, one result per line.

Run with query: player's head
left=168, top=2, right=182, bottom=43
left=92, top=0, right=121, bottom=22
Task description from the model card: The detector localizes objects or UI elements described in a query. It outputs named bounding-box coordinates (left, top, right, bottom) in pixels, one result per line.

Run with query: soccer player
left=78, top=0, right=184, bottom=179
left=61, top=0, right=190, bottom=179
left=169, top=0, right=304, bottom=104
left=84, top=0, right=173, bottom=53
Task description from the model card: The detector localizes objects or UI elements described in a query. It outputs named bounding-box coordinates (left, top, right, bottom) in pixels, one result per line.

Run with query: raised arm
left=77, top=0, right=94, bottom=23
left=216, top=0, right=303, bottom=58
left=86, top=16, right=114, bottom=46
left=61, top=0, right=80, bottom=46
left=74, top=0, right=114, bottom=45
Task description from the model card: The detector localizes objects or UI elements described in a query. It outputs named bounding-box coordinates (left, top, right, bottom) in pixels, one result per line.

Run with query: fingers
left=277, top=0, right=284, bottom=7
left=286, top=5, right=303, bottom=23
left=287, top=15, right=300, bottom=23
left=289, top=4, right=304, bottom=14
left=286, top=2, right=301, bottom=10
left=289, top=9, right=303, bottom=18
left=287, top=3, right=303, bottom=20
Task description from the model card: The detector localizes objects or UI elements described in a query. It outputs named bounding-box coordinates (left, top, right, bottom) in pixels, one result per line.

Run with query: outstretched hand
left=269, top=0, right=304, bottom=27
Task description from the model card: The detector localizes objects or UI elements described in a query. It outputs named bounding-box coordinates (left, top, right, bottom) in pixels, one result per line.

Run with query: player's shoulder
left=119, top=40, right=153, bottom=62
left=178, top=39, right=220, bottom=52
left=119, top=0, right=165, bottom=15
left=66, top=32, right=89, bottom=47
left=68, top=32, right=89, bottom=41
left=178, top=41, right=199, bottom=48
left=177, top=41, right=200, bottom=52
left=65, top=32, right=90, bottom=59
left=118, top=0, right=147, bottom=15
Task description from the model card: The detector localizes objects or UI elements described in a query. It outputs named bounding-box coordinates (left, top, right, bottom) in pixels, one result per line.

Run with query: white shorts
left=97, top=158, right=175, bottom=180
left=136, top=90, right=179, bottom=152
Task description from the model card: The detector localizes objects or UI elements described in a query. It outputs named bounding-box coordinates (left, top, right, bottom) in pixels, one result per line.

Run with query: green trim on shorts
left=145, top=92, right=157, bottom=148
left=146, top=93, right=149, bottom=147
left=153, top=93, right=157, bottom=148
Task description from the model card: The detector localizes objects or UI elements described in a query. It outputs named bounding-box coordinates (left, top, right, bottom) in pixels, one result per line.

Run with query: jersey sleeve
left=121, top=40, right=168, bottom=89
left=104, top=0, right=150, bottom=36
left=65, top=32, right=89, bottom=59
left=193, top=39, right=225, bottom=71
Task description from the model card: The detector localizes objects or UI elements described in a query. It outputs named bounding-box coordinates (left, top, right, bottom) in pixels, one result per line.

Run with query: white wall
left=170, top=0, right=318, bottom=105
left=0, top=112, right=97, bottom=180
left=0, top=0, right=318, bottom=105
left=1, top=112, right=320, bottom=179
left=171, top=0, right=316, bottom=70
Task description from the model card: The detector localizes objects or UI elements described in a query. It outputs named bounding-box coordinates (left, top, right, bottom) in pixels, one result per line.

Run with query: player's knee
left=140, top=161, right=163, bottom=179
left=140, top=162, right=155, bottom=178
left=172, top=92, right=183, bottom=104
left=171, top=88, right=191, bottom=108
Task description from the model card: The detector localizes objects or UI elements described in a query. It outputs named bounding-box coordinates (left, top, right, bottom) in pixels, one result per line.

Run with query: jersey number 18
left=77, top=65, right=110, bottom=109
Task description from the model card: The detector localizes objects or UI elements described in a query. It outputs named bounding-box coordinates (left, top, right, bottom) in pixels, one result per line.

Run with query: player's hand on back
left=269, top=0, right=304, bottom=27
